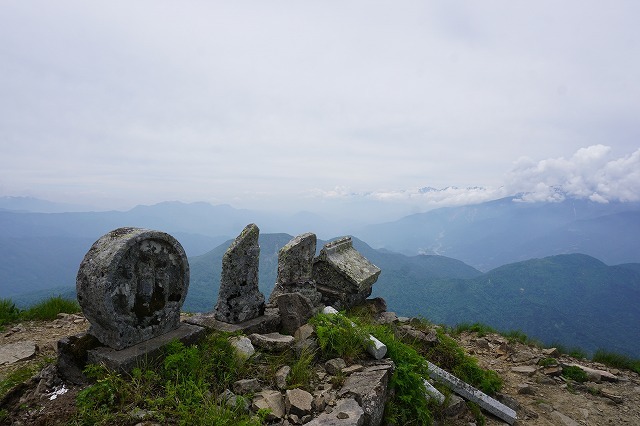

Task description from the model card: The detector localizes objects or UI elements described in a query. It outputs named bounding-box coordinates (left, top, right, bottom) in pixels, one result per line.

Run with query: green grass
left=0, top=296, right=80, bottom=329
left=561, top=365, right=589, bottom=383
left=592, top=349, right=640, bottom=375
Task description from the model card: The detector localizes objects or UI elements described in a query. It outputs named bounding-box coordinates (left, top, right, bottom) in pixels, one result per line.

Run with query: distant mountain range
left=355, top=197, right=640, bottom=271
left=2, top=196, right=639, bottom=356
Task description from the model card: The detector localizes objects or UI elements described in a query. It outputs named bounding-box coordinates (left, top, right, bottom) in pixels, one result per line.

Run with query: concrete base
left=57, top=323, right=205, bottom=382
left=88, top=323, right=205, bottom=373
left=185, top=309, right=280, bottom=334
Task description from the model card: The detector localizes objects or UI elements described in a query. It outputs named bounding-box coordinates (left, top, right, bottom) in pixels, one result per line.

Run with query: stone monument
left=214, top=223, right=265, bottom=323
left=76, top=227, right=191, bottom=350
left=312, top=236, right=381, bottom=309
left=268, top=232, right=321, bottom=306
left=59, top=227, right=204, bottom=381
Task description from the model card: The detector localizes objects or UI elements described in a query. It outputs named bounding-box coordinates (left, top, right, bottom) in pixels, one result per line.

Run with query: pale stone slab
left=306, top=398, right=365, bottom=426
left=0, top=341, right=37, bottom=365
left=565, top=363, right=618, bottom=382
left=184, top=310, right=280, bottom=334
left=423, top=379, right=445, bottom=404
left=427, top=361, right=517, bottom=425
left=338, top=363, right=393, bottom=426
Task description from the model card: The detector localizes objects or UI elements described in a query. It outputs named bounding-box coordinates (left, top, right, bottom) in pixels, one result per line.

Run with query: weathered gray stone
left=338, top=362, right=394, bottom=426
left=276, top=365, right=291, bottom=390
left=374, top=311, right=398, bottom=325
left=564, top=363, right=618, bottom=382
left=286, top=388, right=313, bottom=416
left=229, top=336, right=255, bottom=360
left=248, top=332, right=295, bottom=352
left=294, top=323, right=315, bottom=341
left=511, top=365, right=537, bottom=376
left=551, top=410, right=580, bottom=426
left=518, top=383, right=535, bottom=395
left=427, top=361, right=517, bottom=425
left=185, top=308, right=280, bottom=334
left=76, top=227, right=190, bottom=350
left=233, top=378, right=261, bottom=394
left=0, top=341, right=37, bottom=365
left=269, top=233, right=321, bottom=306
left=277, top=292, right=315, bottom=335
left=312, top=237, right=381, bottom=309
left=342, top=364, right=364, bottom=375
left=214, top=224, right=265, bottom=323
left=219, top=389, right=249, bottom=412
left=325, top=358, right=347, bottom=375
left=87, top=323, right=205, bottom=374
left=444, top=394, right=466, bottom=417
left=252, top=389, right=285, bottom=421
left=306, top=398, right=365, bottom=426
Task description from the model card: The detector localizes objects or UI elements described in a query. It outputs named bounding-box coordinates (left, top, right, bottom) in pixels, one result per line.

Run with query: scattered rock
left=444, top=394, right=467, bottom=417
left=229, top=336, right=255, bottom=360
left=306, top=398, right=365, bottom=426
left=325, top=358, right=347, bottom=375
left=511, top=365, right=537, bottom=376
left=252, top=390, right=285, bottom=421
left=285, top=388, right=313, bottom=416
left=248, top=332, right=295, bottom=352
left=338, top=362, right=393, bottom=426
left=276, top=365, right=291, bottom=390
left=233, top=378, right=261, bottom=394
left=277, top=292, right=315, bottom=335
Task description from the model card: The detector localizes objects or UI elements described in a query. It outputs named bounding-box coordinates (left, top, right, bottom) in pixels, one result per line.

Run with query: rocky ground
left=1, top=313, right=639, bottom=425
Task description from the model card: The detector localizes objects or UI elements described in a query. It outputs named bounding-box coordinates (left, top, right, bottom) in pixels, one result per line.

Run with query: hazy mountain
left=0, top=196, right=94, bottom=213
left=356, top=197, right=640, bottom=271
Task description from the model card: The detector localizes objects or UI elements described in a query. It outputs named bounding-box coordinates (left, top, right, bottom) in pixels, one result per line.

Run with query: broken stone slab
left=511, top=365, right=537, bottom=376
left=233, top=378, right=261, bottom=395
left=338, top=362, right=394, bottom=426
left=76, top=227, right=190, bottom=350
left=564, top=363, right=618, bottom=382
left=286, top=388, right=313, bottom=416
left=323, top=306, right=387, bottom=360
left=248, top=332, right=295, bottom=352
left=0, top=341, right=37, bottom=365
left=214, top=223, right=265, bottom=323
left=276, top=365, right=291, bottom=390
left=276, top=292, right=316, bottom=335
left=268, top=233, right=321, bottom=305
left=444, top=393, right=467, bottom=417
left=426, top=361, right=517, bottom=425
left=184, top=309, right=280, bottom=334
left=252, top=389, right=285, bottom=421
left=313, top=237, right=381, bottom=309
left=306, top=398, right=365, bottom=426
left=87, top=323, right=205, bottom=374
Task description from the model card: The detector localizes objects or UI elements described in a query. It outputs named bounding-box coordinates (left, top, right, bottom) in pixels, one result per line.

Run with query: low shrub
left=22, top=296, right=81, bottom=321
left=592, top=349, right=640, bottom=375
left=561, top=365, right=588, bottom=383
left=0, top=298, right=21, bottom=329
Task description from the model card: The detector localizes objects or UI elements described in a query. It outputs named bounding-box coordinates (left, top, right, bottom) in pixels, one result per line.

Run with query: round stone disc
left=76, top=227, right=189, bottom=350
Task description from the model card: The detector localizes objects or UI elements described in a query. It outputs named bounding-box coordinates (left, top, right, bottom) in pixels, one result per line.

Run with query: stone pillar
left=214, top=223, right=265, bottom=323
left=76, top=227, right=190, bottom=350
left=268, top=232, right=321, bottom=306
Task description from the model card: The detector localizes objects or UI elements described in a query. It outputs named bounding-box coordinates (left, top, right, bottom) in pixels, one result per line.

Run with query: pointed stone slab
left=214, top=224, right=265, bottom=323
left=426, top=361, right=517, bottom=425
left=0, top=341, right=37, bottom=365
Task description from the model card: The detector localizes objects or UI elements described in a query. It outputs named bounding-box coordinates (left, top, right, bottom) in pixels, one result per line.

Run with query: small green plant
left=0, top=364, right=38, bottom=400
left=0, top=298, right=21, bottom=329
left=452, top=322, right=496, bottom=337
left=561, top=365, right=588, bottom=383
left=538, top=357, right=558, bottom=367
left=310, top=312, right=366, bottom=361
left=287, top=347, right=315, bottom=390
left=552, top=343, right=588, bottom=360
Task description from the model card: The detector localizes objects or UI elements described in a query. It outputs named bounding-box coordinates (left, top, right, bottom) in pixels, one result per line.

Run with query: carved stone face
left=77, top=228, right=189, bottom=350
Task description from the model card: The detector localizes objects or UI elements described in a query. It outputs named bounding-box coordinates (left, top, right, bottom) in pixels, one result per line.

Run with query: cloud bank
left=315, top=145, right=640, bottom=209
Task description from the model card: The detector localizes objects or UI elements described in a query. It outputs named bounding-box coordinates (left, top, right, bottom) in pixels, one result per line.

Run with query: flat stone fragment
left=248, top=332, right=295, bottom=352
left=0, top=341, right=37, bottom=365
left=184, top=310, right=280, bottom=334
left=325, top=358, right=347, bottom=375
left=285, top=388, right=313, bottom=416
left=233, top=378, right=261, bottom=394
left=214, top=224, right=265, bottom=323
left=511, top=365, right=537, bottom=376
left=87, top=323, right=205, bottom=374
left=427, top=361, right=517, bottom=425
left=306, top=398, right=365, bottom=426
left=276, top=365, right=291, bottom=390
left=77, top=227, right=190, bottom=350
left=252, top=390, right=285, bottom=421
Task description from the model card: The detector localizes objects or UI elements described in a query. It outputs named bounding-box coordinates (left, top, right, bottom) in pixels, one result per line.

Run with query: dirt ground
left=1, top=315, right=639, bottom=425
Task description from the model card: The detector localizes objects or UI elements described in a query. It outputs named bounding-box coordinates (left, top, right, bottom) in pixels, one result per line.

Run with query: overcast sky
left=1, top=1, right=639, bottom=215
